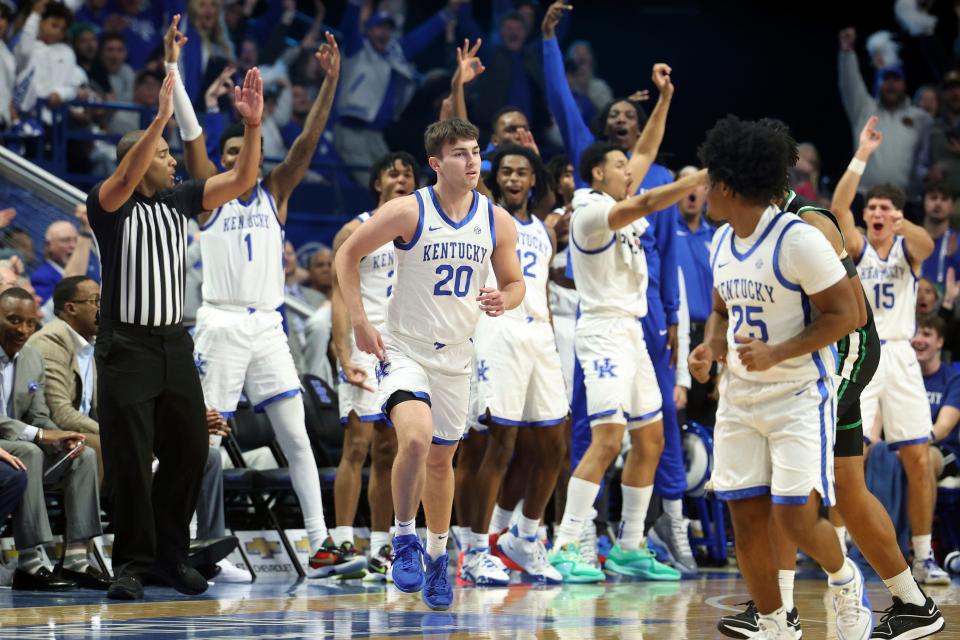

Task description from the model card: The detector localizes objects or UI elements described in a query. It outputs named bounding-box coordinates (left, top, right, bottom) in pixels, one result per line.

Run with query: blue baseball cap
left=365, top=11, right=396, bottom=30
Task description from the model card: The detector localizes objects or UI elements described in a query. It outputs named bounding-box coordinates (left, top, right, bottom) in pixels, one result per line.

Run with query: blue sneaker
left=391, top=534, right=425, bottom=593
left=422, top=553, right=453, bottom=611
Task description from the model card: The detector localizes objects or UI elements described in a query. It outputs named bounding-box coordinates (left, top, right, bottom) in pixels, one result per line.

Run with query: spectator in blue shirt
left=334, top=1, right=455, bottom=186
left=920, top=181, right=959, bottom=290
left=30, top=207, right=100, bottom=308
left=101, top=0, right=167, bottom=71
left=674, top=165, right=714, bottom=326
left=913, top=315, right=960, bottom=468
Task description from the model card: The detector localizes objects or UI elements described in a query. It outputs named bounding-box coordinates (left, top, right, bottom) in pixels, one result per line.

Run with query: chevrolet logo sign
left=294, top=538, right=311, bottom=554
left=245, top=537, right=281, bottom=559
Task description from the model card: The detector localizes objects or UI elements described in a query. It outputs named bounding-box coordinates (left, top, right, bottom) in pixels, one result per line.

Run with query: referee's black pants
left=95, top=321, right=207, bottom=578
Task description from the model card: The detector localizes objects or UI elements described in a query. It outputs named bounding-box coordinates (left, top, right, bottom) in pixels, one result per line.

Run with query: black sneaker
left=717, top=601, right=760, bottom=638
left=871, top=595, right=945, bottom=639
left=717, top=602, right=802, bottom=639
left=308, top=539, right=368, bottom=579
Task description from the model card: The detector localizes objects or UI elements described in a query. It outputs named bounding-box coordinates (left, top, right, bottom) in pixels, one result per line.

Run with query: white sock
left=469, top=529, right=488, bottom=551
left=834, top=526, right=848, bottom=556
left=395, top=517, right=416, bottom=537
left=517, top=514, right=539, bottom=539
left=663, top=498, right=683, bottom=520
left=426, top=530, right=448, bottom=560
left=331, top=526, right=354, bottom=547
left=555, top=477, right=601, bottom=548
left=619, top=484, right=654, bottom=550
left=264, top=396, right=328, bottom=551
left=758, top=607, right=788, bottom=632
left=538, top=525, right=548, bottom=542
left=17, top=547, right=44, bottom=574
left=489, top=504, right=513, bottom=533
left=778, top=569, right=796, bottom=611
left=370, top=530, right=390, bottom=553
left=912, top=534, right=932, bottom=562
left=883, top=567, right=926, bottom=606
left=827, top=557, right=856, bottom=587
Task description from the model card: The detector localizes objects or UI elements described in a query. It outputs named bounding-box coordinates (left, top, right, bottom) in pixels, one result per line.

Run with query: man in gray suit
left=0, top=287, right=108, bottom=591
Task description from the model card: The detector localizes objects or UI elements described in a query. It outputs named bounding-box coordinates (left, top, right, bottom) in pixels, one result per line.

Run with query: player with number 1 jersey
left=335, top=119, right=524, bottom=611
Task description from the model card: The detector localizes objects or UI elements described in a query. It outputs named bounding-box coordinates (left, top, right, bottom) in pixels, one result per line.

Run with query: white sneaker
left=496, top=528, right=562, bottom=584
left=912, top=552, right=951, bottom=586
left=578, top=520, right=600, bottom=569
left=829, top=560, right=872, bottom=640
left=460, top=548, right=510, bottom=586
left=215, top=559, right=253, bottom=583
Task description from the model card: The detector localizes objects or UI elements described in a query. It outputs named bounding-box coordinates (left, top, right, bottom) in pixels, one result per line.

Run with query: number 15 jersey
left=710, top=207, right=846, bottom=384
left=386, top=186, right=495, bottom=345
left=856, top=235, right=917, bottom=342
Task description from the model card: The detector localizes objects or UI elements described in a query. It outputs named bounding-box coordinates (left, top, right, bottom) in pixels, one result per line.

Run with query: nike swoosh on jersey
left=428, top=225, right=443, bottom=231
left=658, top=329, right=668, bottom=336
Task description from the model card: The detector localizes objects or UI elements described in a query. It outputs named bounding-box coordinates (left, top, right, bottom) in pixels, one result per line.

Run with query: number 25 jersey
left=710, top=207, right=846, bottom=384
left=386, top=186, right=495, bottom=345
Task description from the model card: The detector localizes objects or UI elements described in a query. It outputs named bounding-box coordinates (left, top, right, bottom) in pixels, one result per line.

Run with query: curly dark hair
left=579, top=141, right=622, bottom=186
left=697, top=115, right=798, bottom=206
left=484, top=145, right=549, bottom=210
left=590, top=98, right=649, bottom=147
left=368, top=151, right=418, bottom=196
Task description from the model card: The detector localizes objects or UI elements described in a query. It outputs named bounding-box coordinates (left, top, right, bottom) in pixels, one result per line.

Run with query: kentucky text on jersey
left=221, top=212, right=272, bottom=232
left=421, top=241, right=489, bottom=264
left=716, top=278, right=777, bottom=304
left=370, top=252, right=395, bottom=270
left=516, top=229, right=551, bottom=256
left=858, top=264, right=907, bottom=281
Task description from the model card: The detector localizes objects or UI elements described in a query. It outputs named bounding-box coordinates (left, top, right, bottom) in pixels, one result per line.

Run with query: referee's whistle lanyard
left=937, top=230, right=951, bottom=284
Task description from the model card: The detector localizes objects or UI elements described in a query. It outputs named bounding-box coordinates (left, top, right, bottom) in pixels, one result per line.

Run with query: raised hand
left=164, top=14, right=189, bottom=64
left=205, top=65, right=236, bottom=109
left=234, top=67, right=264, bottom=126
left=839, top=27, right=856, bottom=51
left=651, top=63, right=673, bottom=98
left=542, top=1, right=572, bottom=40
left=74, top=203, right=91, bottom=233
left=315, top=31, right=341, bottom=80
left=858, top=115, right=884, bottom=155
left=517, top=128, right=540, bottom=157
left=455, top=38, right=485, bottom=85
left=157, top=71, right=176, bottom=123
left=627, top=89, right=650, bottom=103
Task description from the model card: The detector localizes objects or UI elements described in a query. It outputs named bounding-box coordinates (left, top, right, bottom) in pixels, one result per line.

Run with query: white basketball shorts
left=859, top=339, right=933, bottom=448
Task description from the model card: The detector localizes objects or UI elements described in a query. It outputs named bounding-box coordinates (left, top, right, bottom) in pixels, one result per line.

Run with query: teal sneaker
left=604, top=543, right=681, bottom=580
left=547, top=543, right=605, bottom=583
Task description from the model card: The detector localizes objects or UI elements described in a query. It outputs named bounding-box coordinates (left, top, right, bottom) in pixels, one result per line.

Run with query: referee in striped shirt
left=88, top=66, right=264, bottom=600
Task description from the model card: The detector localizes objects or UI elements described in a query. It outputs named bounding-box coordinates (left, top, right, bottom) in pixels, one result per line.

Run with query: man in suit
left=26, top=276, right=102, bottom=484
left=0, top=287, right=108, bottom=591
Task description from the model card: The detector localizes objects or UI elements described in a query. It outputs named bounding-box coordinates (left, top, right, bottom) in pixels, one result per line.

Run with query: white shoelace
left=671, top=517, right=694, bottom=558
left=834, top=581, right=868, bottom=629
left=579, top=526, right=599, bottom=568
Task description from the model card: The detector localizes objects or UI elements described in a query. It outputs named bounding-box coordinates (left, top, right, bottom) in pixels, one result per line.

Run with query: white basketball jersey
left=711, top=208, right=833, bottom=383
left=569, top=193, right=649, bottom=326
left=386, top=186, right=495, bottom=345
left=508, top=214, right=552, bottom=322
left=356, top=211, right=396, bottom=328
left=856, top=236, right=917, bottom=342
left=200, top=181, right=284, bottom=309
left=548, top=246, right=579, bottom=318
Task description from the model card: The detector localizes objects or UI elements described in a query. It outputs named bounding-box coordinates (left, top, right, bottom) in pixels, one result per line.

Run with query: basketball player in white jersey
left=689, top=115, right=871, bottom=639
left=336, top=118, right=524, bottom=611
left=547, top=140, right=707, bottom=583
left=163, top=19, right=361, bottom=576
left=454, top=146, right=568, bottom=585
left=832, top=117, right=951, bottom=589
left=545, top=155, right=578, bottom=403
left=329, top=152, right=418, bottom=580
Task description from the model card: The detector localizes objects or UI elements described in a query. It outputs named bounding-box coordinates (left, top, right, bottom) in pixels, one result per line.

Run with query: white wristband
left=165, top=62, right=203, bottom=142
left=847, top=158, right=866, bottom=176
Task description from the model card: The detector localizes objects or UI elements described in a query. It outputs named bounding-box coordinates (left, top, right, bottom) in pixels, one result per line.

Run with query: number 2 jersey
left=386, top=186, right=495, bottom=345
left=355, top=210, right=396, bottom=328
left=856, top=235, right=917, bottom=342
left=710, top=206, right=846, bottom=383
left=199, top=181, right=285, bottom=310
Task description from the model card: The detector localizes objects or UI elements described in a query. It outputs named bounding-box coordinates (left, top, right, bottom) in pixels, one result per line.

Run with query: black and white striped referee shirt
left=87, top=179, right=207, bottom=327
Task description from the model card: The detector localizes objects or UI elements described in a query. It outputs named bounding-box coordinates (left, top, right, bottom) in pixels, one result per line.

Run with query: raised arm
left=62, top=205, right=93, bottom=278
left=608, top=169, right=707, bottom=230
left=97, top=72, right=177, bottom=213
left=626, top=64, right=674, bottom=194
left=200, top=68, right=264, bottom=211
left=450, top=38, right=484, bottom=121
left=837, top=28, right=874, bottom=124
left=335, top=196, right=420, bottom=361
left=264, top=32, right=340, bottom=216
left=400, top=4, right=455, bottom=60
left=164, top=14, right=219, bottom=181
left=895, top=215, right=935, bottom=269
left=831, top=115, right=883, bottom=260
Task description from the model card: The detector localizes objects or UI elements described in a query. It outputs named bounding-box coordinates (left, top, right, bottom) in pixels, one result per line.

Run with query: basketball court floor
left=0, top=571, right=956, bottom=639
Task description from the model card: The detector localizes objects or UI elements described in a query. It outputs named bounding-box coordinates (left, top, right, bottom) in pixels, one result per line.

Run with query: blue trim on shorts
left=771, top=494, right=809, bottom=505
left=486, top=415, right=567, bottom=428
left=812, top=356, right=832, bottom=507
left=395, top=192, right=425, bottom=250
left=340, top=412, right=386, bottom=425
left=252, top=388, right=301, bottom=412
left=219, top=411, right=235, bottom=419
left=715, top=486, right=770, bottom=501
left=587, top=409, right=618, bottom=423
left=888, top=436, right=930, bottom=450
left=432, top=435, right=460, bottom=446
left=379, top=390, right=431, bottom=422
left=626, top=408, right=662, bottom=423
left=525, top=417, right=566, bottom=428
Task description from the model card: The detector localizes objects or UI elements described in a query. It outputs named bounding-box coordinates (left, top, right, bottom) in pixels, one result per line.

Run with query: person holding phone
left=0, top=287, right=108, bottom=592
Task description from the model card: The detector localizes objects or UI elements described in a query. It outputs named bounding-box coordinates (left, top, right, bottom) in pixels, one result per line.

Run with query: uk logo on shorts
left=375, top=361, right=391, bottom=383
left=593, top=357, right=618, bottom=379
left=194, top=352, right=207, bottom=377
left=477, top=359, right=489, bottom=382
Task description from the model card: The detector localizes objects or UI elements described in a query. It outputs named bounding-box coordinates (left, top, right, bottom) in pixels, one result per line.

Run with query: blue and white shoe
left=912, top=551, right=951, bottom=586
left=460, top=548, right=510, bottom=586
left=829, top=559, right=872, bottom=640
left=391, top=534, right=425, bottom=593
left=422, top=553, right=453, bottom=611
